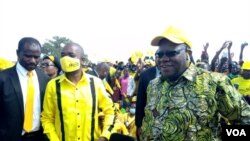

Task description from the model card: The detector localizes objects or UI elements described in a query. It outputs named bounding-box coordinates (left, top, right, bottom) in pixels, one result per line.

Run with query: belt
left=22, top=130, right=42, bottom=138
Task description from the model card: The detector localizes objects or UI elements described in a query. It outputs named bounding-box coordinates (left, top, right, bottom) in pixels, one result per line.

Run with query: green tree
left=41, top=36, right=72, bottom=58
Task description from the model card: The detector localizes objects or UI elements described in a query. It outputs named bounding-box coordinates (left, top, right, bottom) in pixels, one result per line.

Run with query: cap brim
left=151, top=35, right=184, bottom=46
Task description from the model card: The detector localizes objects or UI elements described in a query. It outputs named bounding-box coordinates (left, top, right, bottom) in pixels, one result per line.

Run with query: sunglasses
left=156, top=48, right=185, bottom=58
left=40, top=63, right=55, bottom=68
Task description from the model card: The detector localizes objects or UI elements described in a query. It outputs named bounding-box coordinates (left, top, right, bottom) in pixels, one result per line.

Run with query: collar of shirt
left=155, top=66, right=161, bottom=77
left=158, top=63, right=197, bottom=86
left=181, top=63, right=197, bottom=82
left=58, top=70, right=89, bottom=85
left=16, top=62, right=32, bottom=77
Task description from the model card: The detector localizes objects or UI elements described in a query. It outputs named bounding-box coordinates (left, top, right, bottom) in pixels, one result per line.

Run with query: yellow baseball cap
left=132, top=96, right=137, bottom=102
left=151, top=25, right=192, bottom=48
left=47, top=55, right=55, bottom=62
left=241, top=61, right=250, bottom=70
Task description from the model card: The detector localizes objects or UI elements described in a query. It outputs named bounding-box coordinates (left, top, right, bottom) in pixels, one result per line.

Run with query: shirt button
left=78, top=125, right=80, bottom=128
left=77, top=113, right=80, bottom=115
left=78, top=138, right=80, bottom=140
left=76, top=100, right=79, bottom=102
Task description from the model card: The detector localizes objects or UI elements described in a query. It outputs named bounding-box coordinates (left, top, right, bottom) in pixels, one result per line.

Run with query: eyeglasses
left=155, top=48, right=185, bottom=58
left=40, top=63, right=55, bottom=68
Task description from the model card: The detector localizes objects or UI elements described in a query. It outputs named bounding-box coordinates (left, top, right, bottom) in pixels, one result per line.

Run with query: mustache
left=27, top=62, right=37, bottom=66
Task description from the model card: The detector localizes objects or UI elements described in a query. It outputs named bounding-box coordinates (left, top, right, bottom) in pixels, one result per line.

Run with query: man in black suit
left=0, top=37, right=50, bottom=141
left=135, top=50, right=160, bottom=141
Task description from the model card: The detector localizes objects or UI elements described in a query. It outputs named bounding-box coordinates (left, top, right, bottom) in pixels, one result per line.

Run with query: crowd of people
left=0, top=25, right=250, bottom=141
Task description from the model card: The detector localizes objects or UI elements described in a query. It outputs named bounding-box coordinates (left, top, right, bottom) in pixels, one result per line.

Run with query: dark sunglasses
left=156, top=48, right=185, bottom=58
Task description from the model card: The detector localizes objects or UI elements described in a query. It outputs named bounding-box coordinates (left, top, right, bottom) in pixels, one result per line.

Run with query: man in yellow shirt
left=123, top=96, right=136, bottom=139
left=41, top=42, right=116, bottom=141
left=231, top=61, right=250, bottom=104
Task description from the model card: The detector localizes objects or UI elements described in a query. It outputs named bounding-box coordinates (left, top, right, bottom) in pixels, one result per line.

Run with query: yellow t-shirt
left=231, top=76, right=250, bottom=96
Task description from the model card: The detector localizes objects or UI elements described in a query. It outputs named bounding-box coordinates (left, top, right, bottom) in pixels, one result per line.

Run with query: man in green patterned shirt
left=141, top=26, right=250, bottom=141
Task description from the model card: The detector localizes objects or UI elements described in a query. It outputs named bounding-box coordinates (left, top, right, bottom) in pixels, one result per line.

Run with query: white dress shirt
left=16, top=62, right=41, bottom=134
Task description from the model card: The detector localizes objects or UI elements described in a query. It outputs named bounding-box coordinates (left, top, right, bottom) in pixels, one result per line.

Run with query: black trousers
left=21, top=130, right=46, bottom=141
left=109, top=133, right=135, bottom=141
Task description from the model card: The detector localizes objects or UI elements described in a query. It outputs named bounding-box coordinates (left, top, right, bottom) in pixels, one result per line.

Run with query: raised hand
left=241, top=42, right=248, bottom=50
left=221, top=41, right=232, bottom=50
left=203, top=42, right=209, bottom=51
left=227, top=41, right=233, bottom=50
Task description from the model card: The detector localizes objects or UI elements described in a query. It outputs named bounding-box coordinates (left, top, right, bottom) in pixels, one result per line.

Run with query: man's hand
left=226, top=41, right=233, bottom=50
left=221, top=41, right=232, bottom=50
left=241, top=42, right=248, bottom=50
left=136, top=127, right=142, bottom=141
left=203, top=42, right=209, bottom=51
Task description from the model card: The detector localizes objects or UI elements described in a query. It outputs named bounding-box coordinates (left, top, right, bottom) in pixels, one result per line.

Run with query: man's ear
left=80, top=57, right=85, bottom=66
left=16, top=49, right=21, bottom=59
left=186, top=53, right=190, bottom=60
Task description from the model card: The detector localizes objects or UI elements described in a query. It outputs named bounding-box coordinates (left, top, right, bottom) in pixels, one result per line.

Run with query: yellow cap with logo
left=151, top=25, right=192, bottom=48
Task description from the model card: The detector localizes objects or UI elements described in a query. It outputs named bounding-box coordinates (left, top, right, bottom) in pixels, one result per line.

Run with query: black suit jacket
left=135, top=66, right=157, bottom=128
left=0, top=65, right=50, bottom=141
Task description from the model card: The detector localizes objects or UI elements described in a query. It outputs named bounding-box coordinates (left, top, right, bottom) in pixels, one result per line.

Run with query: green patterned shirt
left=142, top=64, right=250, bottom=141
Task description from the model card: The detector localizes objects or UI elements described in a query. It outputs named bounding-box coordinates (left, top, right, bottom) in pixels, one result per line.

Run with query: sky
left=0, top=0, right=250, bottom=63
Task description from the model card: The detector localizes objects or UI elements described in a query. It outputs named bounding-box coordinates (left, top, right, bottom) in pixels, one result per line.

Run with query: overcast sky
left=0, top=0, right=250, bottom=63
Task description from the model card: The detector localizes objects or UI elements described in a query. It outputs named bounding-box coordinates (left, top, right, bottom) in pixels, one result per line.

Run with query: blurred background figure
left=40, top=55, right=61, bottom=78
left=201, top=42, right=209, bottom=63
left=120, top=66, right=136, bottom=109
left=95, top=62, right=114, bottom=98
left=231, top=61, right=250, bottom=104
left=228, top=61, right=241, bottom=79
left=0, top=57, right=15, bottom=71
left=123, top=96, right=137, bottom=139
left=195, top=61, right=210, bottom=71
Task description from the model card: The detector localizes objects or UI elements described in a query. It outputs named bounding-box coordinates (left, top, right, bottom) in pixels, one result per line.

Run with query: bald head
left=96, top=62, right=110, bottom=79
left=61, top=42, right=85, bottom=58
left=60, top=42, right=86, bottom=68
left=64, top=42, right=84, bottom=56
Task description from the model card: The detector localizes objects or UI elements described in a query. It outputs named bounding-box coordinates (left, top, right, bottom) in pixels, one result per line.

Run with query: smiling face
left=157, top=39, right=189, bottom=81
left=40, top=58, right=58, bottom=78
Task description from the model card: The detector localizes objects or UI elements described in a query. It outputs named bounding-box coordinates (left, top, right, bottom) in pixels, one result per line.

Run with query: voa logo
left=226, top=129, right=246, bottom=136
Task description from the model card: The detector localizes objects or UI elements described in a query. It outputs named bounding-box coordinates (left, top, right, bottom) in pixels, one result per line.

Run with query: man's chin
left=161, top=74, right=170, bottom=79
left=26, top=66, right=37, bottom=71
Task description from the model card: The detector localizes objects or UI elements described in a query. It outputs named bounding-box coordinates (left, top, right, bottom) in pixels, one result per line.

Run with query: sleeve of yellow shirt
left=217, top=75, right=250, bottom=124
left=41, top=80, right=60, bottom=141
left=96, top=78, right=116, bottom=140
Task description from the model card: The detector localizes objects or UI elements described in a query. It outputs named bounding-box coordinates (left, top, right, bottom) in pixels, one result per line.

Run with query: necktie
left=23, top=71, right=34, bottom=132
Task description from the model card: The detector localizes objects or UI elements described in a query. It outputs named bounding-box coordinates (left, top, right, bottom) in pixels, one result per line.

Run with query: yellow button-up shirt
left=41, top=72, right=115, bottom=141
left=231, top=76, right=250, bottom=96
